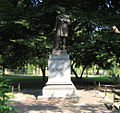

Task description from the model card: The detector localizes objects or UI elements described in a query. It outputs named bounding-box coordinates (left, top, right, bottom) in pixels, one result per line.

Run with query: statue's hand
left=112, top=26, right=120, bottom=34
left=61, top=19, right=64, bottom=22
left=60, top=19, right=65, bottom=24
left=52, top=29, right=56, bottom=33
left=61, top=18, right=70, bottom=23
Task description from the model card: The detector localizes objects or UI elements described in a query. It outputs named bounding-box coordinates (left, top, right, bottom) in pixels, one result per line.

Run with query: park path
left=10, top=89, right=112, bottom=113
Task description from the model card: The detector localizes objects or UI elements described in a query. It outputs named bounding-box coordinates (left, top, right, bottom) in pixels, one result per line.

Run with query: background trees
left=0, top=0, right=120, bottom=78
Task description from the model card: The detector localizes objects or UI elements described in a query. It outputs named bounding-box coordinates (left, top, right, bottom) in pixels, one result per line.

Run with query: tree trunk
left=96, top=68, right=99, bottom=75
left=71, top=63, right=79, bottom=79
left=80, top=65, right=87, bottom=79
left=41, top=67, right=46, bottom=80
left=2, top=66, right=5, bottom=75
left=86, top=68, right=88, bottom=77
left=35, top=65, right=38, bottom=76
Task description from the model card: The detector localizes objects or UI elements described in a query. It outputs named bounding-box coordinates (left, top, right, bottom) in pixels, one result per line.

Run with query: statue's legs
left=62, top=36, right=66, bottom=49
left=54, top=35, right=60, bottom=50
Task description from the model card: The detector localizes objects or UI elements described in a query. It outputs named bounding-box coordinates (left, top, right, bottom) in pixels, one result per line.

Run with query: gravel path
left=10, top=89, right=112, bottom=113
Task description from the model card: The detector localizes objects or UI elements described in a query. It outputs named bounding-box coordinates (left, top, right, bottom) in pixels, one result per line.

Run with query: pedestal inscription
left=42, top=50, right=77, bottom=97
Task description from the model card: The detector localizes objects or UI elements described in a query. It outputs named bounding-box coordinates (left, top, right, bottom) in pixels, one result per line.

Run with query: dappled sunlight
left=11, top=101, right=61, bottom=113
left=48, top=53, right=71, bottom=83
left=9, top=89, right=112, bottom=113
left=10, top=99, right=112, bottom=113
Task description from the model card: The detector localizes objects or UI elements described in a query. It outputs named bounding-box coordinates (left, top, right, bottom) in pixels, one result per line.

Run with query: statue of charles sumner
left=53, top=7, right=70, bottom=50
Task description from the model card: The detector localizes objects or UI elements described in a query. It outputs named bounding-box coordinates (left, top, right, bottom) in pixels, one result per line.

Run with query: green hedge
left=0, top=75, right=47, bottom=89
left=0, top=75, right=114, bottom=89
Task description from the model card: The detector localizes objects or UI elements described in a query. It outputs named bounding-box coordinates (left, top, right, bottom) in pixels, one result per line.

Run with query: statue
left=52, top=7, right=70, bottom=50
left=43, top=8, right=77, bottom=97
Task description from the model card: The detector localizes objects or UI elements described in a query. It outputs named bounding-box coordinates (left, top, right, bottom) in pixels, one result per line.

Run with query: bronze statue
left=53, top=7, right=70, bottom=50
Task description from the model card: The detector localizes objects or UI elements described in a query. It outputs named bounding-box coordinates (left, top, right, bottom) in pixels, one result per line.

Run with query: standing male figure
left=53, top=7, right=70, bottom=50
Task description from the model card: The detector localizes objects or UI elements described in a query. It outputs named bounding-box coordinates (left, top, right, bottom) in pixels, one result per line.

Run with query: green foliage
left=109, top=73, right=120, bottom=84
left=0, top=75, right=46, bottom=89
left=108, top=73, right=120, bottom=112
left=104, top=103, right=113, bottom=110
left=66, top=0, right=120, bottom=77
left=0, top=0, right=32, bottom=69
left=0, top=75, right=14, bottom=113
left=81, top=76, right=111, bottom=83
left=0, top=0, right=120, bottom=78
left=0, top=75, right=112, bottom=89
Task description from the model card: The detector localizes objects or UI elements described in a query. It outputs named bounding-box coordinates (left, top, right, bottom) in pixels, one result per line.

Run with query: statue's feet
left=62, top=45, right=65, bottom=50
left=54, top=47, right=60, bottom=50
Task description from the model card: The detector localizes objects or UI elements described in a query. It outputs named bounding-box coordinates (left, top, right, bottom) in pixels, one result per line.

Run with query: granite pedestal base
left=42, top=50, right=77, bottom=97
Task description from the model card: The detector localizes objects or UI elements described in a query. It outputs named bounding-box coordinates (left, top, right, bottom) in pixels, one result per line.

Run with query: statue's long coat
left=54, top=14, right=70, bottom=37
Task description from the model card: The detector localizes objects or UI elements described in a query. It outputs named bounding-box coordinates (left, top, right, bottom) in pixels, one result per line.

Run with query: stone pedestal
left=42, top=50, right=77, bottom=97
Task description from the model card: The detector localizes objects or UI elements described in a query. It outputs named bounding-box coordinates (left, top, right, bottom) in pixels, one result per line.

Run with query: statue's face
left=60, top=7, right=65, bottom=13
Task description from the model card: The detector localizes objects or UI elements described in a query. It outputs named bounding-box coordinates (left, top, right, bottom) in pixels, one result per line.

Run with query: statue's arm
left=64, top=18, right=70, bottom=23
left=52, top=17, right=58, bottom=32
left=63, top=15, right=70, bottom=23
left=61, top=17, right=70, bottom=23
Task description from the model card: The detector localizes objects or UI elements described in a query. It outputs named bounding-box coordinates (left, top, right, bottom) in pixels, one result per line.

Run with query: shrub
left=109, top=73, right=120, bottom=84
left=0, top=76, right=14, bottom=113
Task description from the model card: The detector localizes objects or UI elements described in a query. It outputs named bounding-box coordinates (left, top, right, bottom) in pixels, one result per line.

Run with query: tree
left=0, top=0, right=120, bottom=79
left=0, top=0, right=33, bottom=72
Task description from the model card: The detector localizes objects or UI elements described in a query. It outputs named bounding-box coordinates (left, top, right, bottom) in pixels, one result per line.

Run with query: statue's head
left=59, top=7, right=65, bottom=13
left=112, top=25, right=117, bottom=30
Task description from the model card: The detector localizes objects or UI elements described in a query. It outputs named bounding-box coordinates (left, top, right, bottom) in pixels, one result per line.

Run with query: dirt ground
left=9, top=88, right=113, bottom=113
